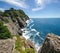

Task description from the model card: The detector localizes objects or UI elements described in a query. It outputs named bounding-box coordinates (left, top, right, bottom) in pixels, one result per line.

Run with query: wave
left=22, top=19, right=44, bottom=51
left=30, top=24, right=34, bottom=29
left=22, top=30, right=30, bottom=40
left=31, top=28, right=37, bottom=32
left=36, top=32, right=40, bottom=35
left=35, top=43, right=42, bottom=51
left=26, top=19, right=34, bottom=27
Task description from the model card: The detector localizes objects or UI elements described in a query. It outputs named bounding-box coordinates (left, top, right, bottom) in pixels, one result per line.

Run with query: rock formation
left=0, top=37, right=16, bottom=53
left=0, top=8, right=36, bottom=53
left=38, top=33, right=60, bottom=53
left=26, top=39, right=35, bottom=49
left=0, top=8, right=29, bottom=35
left=0, top=8, right=35, bottom=53
left=1, top=8, right=60, bottom=53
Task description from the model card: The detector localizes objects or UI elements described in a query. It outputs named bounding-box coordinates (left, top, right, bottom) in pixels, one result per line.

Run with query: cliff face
left=0, top=8, right=36, bottom=53
left=0, top=8, right=29, bottom=35
left=38, top=33, right=60, bottom=53
left=2, top=17, right=27, bottom=35
left=0, top=8, right=60, bottom=53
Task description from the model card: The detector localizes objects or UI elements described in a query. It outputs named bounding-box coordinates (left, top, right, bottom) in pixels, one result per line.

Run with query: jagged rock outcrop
left=16, top=17, right=27, bottom=28
left=38, top=33, right=60, bottom=53
left=0, top=8, right=36, bottom=53
left=26, top=39, right=35, bottom=49
left=0, top=37, right=16, bottom=53
left=0, top=16, right=28, bottom=35
left=0, top=8, right=29, bottom=35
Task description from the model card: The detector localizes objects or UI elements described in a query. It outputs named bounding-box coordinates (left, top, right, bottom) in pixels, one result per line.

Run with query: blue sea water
left=22, top=18, right=60, bottom=50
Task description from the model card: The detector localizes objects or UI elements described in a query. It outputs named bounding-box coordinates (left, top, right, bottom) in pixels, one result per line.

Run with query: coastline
left=21, top=19, right=41, bottom=52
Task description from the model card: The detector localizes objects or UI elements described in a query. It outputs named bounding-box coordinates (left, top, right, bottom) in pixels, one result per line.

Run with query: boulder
left=0, top=38, right=16, bottom=53
left=16, top=17, right=27, bottom=28
left=38, top=33, right=60, bottom=53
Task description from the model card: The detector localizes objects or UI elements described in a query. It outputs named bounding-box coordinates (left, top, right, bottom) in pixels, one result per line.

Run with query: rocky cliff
left=1, top=8, right=60, bottom=53
left=0, top=8, right=29, bottom=35
left=0, top=8, right=36, bottom=53
left=38, top=33, right=60, bottom=53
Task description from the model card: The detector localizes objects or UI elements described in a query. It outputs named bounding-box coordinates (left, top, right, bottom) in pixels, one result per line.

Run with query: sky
left=0, top=0, right=60, bottom=18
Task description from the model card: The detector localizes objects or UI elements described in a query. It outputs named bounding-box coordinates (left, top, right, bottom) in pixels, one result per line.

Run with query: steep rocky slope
left=0, top=8, right=29, bottom=35
left=38, top=33, right=60, bottom=53
left=1, top=8, right=60, bottom=53
left=0, top=37, right=16, bottom=53
left=0, top=8, right=36, bottom=53
left=0, top=36, right=35, bottom=53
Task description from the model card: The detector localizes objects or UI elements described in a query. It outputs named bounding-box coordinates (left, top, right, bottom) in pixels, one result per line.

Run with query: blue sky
left=0, top=0, right=60, bottom=18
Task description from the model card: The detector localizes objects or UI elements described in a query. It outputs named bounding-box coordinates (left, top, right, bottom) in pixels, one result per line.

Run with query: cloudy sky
left=0, top=0, right=60, bottom=18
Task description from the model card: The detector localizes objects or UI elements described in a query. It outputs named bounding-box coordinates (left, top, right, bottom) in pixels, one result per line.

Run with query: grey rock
left=26, top=39, right=36, bottom=50
left=16, top=17, right=27, bottom=28
left=38, top=33, right=60, bottom=53
left=0, top=38, right=15, bottom=53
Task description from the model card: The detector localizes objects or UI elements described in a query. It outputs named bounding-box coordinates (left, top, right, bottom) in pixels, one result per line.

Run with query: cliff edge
left=0, top=8, right=35, bottom=53
left=0, top=8, right=29, bottom=35
left=38, top=33, right=60, bottom=53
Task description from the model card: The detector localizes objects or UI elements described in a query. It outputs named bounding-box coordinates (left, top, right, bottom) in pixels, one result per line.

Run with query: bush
left=15, top=36, right=35, bottom=53
left=22, top=48, right=35, bottom=53
left=0, top=21, right=12, bottom=39
left=0, top=11, right=3, bottom=16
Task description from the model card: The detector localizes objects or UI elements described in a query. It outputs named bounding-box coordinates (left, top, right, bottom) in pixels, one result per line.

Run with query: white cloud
left=0, top=0, right=29, bottom=9
left=32, top=0, right=59, bottom=11
left=35, top=0, right=45, bottom=6
left=32, top=7, right=44, bottom=11
left=0, top=8, right=5, bottom=11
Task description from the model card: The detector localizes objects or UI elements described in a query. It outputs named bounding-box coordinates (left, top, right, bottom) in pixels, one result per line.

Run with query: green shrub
left=1, top=8, right=29, bottom=21
left=23, top=48, right=35, bottom=53
left=0, top=21, right=12, bottom=39
left=15, top=36, right=35, bottom=53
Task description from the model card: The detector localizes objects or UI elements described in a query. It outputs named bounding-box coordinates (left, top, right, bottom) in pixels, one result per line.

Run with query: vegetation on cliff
left=0, top=8, right=29, bottom=23
left=15, top=36, right=35, bottom=53
left=0, top=8, right=36, bottom=53
left=0, top=21, right=12, bottom=39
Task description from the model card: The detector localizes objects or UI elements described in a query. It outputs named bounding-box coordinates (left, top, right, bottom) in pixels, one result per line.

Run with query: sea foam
left=22, top=19, right=43, bottom=51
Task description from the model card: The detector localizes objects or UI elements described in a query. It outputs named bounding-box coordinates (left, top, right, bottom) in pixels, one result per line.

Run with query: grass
left=15, top=35, right=35, bottom=53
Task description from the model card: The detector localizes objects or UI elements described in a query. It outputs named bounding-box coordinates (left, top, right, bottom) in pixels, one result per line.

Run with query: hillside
left=0, top=8, right=36, bottom=53
left=0, top=8, right=29, bottom=35
left=0, top=8, right=60, bottom=53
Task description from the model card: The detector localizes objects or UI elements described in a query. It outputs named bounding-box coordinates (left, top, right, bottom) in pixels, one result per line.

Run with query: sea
left=22, top=18, right=60, bottom=51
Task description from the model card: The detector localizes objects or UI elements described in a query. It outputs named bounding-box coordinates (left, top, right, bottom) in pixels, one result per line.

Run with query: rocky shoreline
left=0, top=8, right=36, bottom=53
left=0, top=8, right=60, bottom=53
left=38, top=33, right=60, bottom=53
